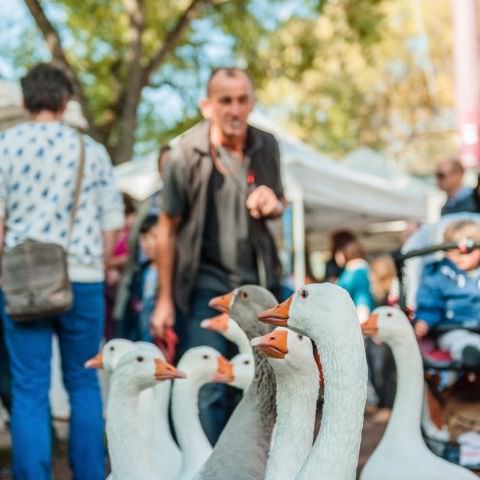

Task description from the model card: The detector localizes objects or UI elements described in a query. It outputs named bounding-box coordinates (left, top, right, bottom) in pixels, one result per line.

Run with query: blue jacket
left=416, top=258, right=480, bottom=330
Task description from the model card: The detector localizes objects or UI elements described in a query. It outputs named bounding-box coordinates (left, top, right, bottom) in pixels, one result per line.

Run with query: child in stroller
left=399, top=214, right=480, bottom=469
left=415, top=220, right=480, bottom=369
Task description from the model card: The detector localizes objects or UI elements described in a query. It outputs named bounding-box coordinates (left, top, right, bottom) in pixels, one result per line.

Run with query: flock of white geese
left=85, top=283, right=478, bottom=479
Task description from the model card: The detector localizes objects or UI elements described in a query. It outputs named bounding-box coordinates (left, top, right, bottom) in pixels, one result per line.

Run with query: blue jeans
left=2, top=282, right=105, bottom=480
left=175, top=288, right=240, bottom=446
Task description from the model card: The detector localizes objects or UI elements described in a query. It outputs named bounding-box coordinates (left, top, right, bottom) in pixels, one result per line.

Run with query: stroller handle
left=397, top=240, right=480, bottom=311
left=399, top=240, right=480, bottom=262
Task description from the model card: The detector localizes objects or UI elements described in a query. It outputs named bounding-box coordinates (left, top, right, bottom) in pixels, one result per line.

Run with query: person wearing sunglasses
left=436, top=158, right=477, bottom=216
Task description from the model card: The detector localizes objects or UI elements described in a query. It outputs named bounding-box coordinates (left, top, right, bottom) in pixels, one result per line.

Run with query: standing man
left=152, top=68, right=285, bottom=443
left=0, top=63, right=124, bottom=480
left=436, top=158, right=477, bottom=215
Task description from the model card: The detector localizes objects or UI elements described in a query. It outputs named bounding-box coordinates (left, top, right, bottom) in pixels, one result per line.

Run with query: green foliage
left=2, top=0, right=388, bottom=162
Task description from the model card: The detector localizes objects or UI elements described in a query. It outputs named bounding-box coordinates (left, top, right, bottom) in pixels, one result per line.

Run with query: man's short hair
left=206, top=67, right=253, bottom=97
left=21, top=63, right=74, bottom=114
left=444, top=220, right=480, bottom=242
left=443, top=158, right=464, bottom=175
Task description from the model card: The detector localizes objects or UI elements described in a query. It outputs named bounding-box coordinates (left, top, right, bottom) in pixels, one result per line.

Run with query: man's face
left=201, top=71, right=255, bottom=139
left=435, top=164, right=462, bottom=193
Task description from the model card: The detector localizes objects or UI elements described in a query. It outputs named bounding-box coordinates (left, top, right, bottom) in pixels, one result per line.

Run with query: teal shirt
left=337, top=262, right=376, bottom=311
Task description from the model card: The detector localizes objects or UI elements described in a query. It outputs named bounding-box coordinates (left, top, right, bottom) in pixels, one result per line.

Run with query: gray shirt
left=197, top=145, right=258, bottom=291
left=164, top=142, right=258, bottom=291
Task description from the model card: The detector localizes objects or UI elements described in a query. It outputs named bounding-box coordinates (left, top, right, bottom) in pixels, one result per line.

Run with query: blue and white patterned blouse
left=0, top=121, right=124, bottom=282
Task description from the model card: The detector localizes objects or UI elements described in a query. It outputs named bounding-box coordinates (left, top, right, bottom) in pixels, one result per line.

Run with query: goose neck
left=227, top=322, right=252, bottom=355
left=299, top=329, right=367, bottom=479
left=172, top=378, right=212, bottom=469
left=382, top=332, right=424, bottom=444
left=107, top=384, right=152, bottom=479
left=266, top=366, right=318, bottom=480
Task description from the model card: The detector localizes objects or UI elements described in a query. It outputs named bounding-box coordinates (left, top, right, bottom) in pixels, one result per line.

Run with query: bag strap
left=66, top=133, right=86, bottom=246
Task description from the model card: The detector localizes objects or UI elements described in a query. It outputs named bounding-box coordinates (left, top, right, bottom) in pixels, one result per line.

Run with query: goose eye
left=137, top=356, right=144, bottom=362
left=243, top=360, right=250, bottom=365
left=110, top=346, right=115, bottom=352
left=300, top=289, right=309, bottom=299
left=240, top=290, right=248, bottom=300
left=386, top=312, right=393, bottom=317
left=297, top=334, right=304, bottom=341
left=202, top=354, right=210, bottom=360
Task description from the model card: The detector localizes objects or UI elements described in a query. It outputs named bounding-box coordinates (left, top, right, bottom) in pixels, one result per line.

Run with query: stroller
left=397, top=212, right=480, bottom=470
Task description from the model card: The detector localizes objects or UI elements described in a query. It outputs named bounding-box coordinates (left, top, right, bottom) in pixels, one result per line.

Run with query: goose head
left=258, top=283, right=358, bottom=342
left=361, top=306, right=413, bottom=344
left=177, top=346, right=234, bottom=385
left=251, top=327, right=317, bottom=375
left=209, top=285, right=277, bottom=340
left=113, top=349, right=185, bottom=391
left=84, top=338, right=134, bottom=372
left=230, top=353, right=255, bottom=390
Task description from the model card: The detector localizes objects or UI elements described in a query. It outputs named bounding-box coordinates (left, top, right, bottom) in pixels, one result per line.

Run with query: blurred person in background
left=324, top=230, right=357, bottom=282
left=126, top=214, right=159, bottom=342
left=336, top=236, right=375, bottom=323
left=113, top=144, right=170, bottom=339
left=436, top=158, right=476, bottom=216
left=104, top=193, right=136, bottom=339
left=369, top=254, right=398, bottom=410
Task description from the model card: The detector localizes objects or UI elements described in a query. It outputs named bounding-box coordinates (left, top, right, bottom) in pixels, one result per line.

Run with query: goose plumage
left=360, top=306, right=478, bottom=480
left=196, top=285, right=278, bottom=480
left=252, top=327, right=319, bottom=480
left=259, top=283, right=368, bottom=480
left=201, top=313, right=255, bottom=391
left=172, top=346, right=234, bottom=480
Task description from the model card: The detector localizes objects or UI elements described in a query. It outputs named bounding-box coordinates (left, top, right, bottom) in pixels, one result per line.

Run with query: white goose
left=201, top=313, right=255, bottom=391
left=360, top=306, right=478, bottom=480
left=259, top=283, right=367, bottom=480
left=86, top=339, right=182, bottom=480
left=172, top=346, right=234, bottom=480
left=251, top=327, right=320, bottom=480
left=103, top=349, right=184, bottom=480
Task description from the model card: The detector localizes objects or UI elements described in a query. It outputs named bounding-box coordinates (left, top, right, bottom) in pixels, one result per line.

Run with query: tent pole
left=292, top=193, right=306, bottom=289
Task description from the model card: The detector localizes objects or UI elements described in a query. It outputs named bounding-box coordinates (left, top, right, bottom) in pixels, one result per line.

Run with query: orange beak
left=361, top=313, right=379, bottom=337
left=200, top=313, right=229, bottom=333
left=154, top=359, right=186, bottom=381
left=209, top=292, right=234, bottom=313
left=251, top=330, right=288, bottom=359
left=258, top=296, right=292, bottom=327
left=212, top=355, right=234, bottom=383
left=85, top=353, right=103, bottom=369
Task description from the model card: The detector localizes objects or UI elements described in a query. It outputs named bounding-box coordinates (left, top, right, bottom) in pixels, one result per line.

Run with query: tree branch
left=23, top=0, right=102, bottom=141
left=141, top=0, right=212, bottom=85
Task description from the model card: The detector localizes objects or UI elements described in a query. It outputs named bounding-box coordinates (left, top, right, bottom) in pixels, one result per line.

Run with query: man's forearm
left=156, top=215, right=178, bottom=302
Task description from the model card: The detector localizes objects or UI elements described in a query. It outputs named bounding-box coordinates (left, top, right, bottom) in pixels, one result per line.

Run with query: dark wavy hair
left=21, top=63, right=74, bottom=114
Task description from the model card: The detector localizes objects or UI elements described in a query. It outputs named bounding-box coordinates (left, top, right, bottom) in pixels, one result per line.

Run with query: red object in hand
left=155, top=327, right=178, bottom=364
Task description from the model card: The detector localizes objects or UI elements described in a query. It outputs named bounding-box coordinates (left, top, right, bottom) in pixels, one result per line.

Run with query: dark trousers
left=175, top=288, right=241, bottom=445
left=366, top=338, right=396, bottom=409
